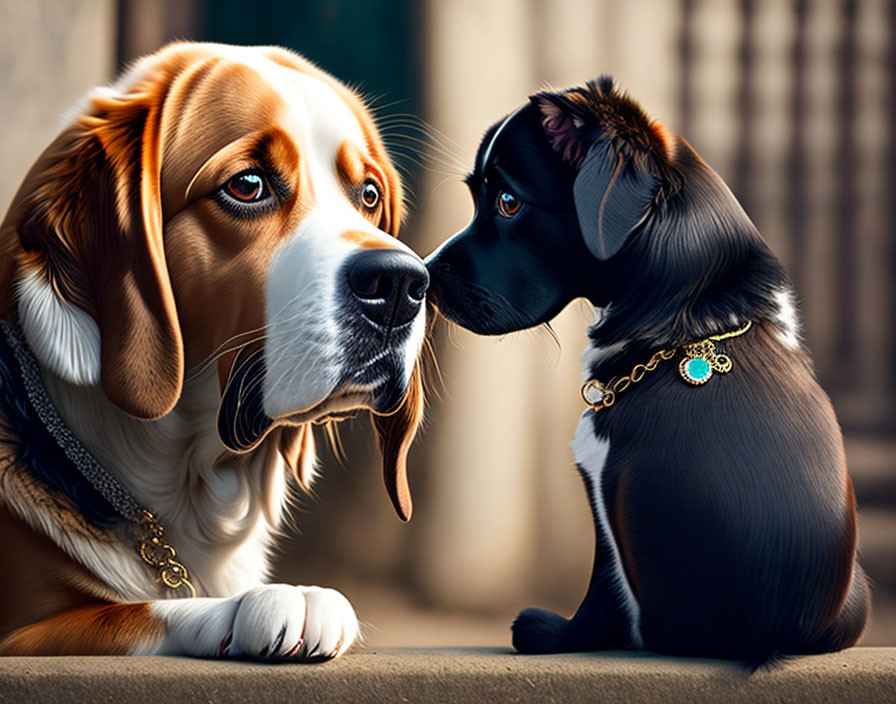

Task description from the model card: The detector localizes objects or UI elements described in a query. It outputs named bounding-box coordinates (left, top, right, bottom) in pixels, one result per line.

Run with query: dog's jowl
left=426, top=77, right=868, bottom=665
left=0, top=42, right=427, bottom=658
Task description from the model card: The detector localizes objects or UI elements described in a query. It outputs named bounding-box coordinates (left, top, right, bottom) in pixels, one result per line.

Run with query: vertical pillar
left=411, top=0, right=542, bottom=609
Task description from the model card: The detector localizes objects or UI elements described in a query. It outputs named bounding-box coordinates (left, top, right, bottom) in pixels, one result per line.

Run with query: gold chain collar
left=137, top=511, right=196, bottom=597
left=581, top=320, right=753, bottom=412
left=0, top=318, right=195, bottom=598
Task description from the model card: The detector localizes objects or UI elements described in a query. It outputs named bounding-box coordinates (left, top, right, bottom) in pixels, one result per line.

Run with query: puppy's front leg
left=512, top=523, right=641, bottom=655
left=0, top=585, right=358, bottom=659
left=513, top=422, right=640, bottom=654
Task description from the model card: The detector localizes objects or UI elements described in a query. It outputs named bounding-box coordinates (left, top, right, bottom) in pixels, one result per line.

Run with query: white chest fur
left=36, top=365, right=282, bottom=601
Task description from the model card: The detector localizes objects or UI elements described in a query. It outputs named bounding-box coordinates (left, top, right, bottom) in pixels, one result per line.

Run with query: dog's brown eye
left=361, top=180, right=381, bottom=209
left=225, top=171, right=268, bottom=202
left=497, top=190, right=521, bottom=217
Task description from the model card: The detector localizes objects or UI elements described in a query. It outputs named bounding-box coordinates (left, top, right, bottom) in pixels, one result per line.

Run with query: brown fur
left=0, top=42, right=424, bottom=656
left=0, top=601, right=163, bottom=656
left=340, top=230, right=394, bottom=249
left=372, top=363, right=424, bottom=522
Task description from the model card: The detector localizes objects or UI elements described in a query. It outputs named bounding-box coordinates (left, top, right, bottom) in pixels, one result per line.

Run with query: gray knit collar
left=0, top=318, right=195, bottom=596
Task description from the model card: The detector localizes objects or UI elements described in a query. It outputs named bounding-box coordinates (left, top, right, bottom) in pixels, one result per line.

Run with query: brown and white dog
left=0, top=42, right=427, bottom=658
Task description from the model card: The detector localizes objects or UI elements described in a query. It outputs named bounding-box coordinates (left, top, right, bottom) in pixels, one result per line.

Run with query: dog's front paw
left=154, top=584, right=358, bottom=661
left=511, top=607, right=573, bottom=654
left=227, top=585, right=358, bottom=660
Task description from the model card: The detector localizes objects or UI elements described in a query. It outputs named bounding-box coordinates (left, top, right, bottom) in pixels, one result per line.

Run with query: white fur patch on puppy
left=579, top=306, right=626, bottom=382
left=570, top=414, right=644, bottom=648
left=16, top=270, right=101, bottom=385
left=773, top=288, right=801, bottom=350
left=580, top=339, right=627, bottom=382
left=148, top=584, right=358, bottom=660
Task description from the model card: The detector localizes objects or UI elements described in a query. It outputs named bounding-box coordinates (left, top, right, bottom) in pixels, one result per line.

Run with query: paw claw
left=216, top=631, right=233, bottom=658
left=286, top=639, right=303, bottom=658
left=268, top=624, right=287, bottom=657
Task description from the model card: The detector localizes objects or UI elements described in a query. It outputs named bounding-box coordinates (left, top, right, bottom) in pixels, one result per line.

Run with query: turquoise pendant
left=679, top=356, right=712, bottom=385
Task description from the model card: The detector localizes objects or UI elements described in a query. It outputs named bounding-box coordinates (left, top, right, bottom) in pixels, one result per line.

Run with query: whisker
left=187, top=284, right=322, bottom=379
left=380, top=113, right=469, bottom=153
left=377, top=123, right=470, bottom=164
left=376, top=114, right=470, bottom=155
left=366, top=95, right=413, bottom=115
left=380, top=146, right=465, bottom=178
left=187, top=334, right=268, bottom=381
left=527, top=322, right=562, bottom=368
left=380, top=134, right=469, bottom=171
left=421, top=332, right=444, bottom=402
left=381, top=138, right=467, bottom=168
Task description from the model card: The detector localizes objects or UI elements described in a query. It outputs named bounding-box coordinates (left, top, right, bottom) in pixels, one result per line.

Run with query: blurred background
left=0, top=0, right=893, bottom=647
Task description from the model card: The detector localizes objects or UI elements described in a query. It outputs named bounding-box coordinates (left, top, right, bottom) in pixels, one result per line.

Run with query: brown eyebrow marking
left=181, top=126, right=304, bottom=207
left=264, top=46, right=404, bottom=235
left=255, top=127, right=307, bottom=209
left=336, top=140, right=366, bottom=184
left=335, top=139, right=388, bottom=230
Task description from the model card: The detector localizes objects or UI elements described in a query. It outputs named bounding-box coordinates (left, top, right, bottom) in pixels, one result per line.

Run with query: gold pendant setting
left=679, top=356, right=713, bottom=384
left=678, top=338, right=734, bottom=386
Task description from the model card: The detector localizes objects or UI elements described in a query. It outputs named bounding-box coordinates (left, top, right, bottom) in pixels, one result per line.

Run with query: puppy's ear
left=531, top=89, right=597, bottom=167
left=532, top=80, right=664, bottom=260
left=0, top=85, right=184, bottom=419
left=371, top=362, right=424, bottom=522
left=572, top=142, right=660, bottom=260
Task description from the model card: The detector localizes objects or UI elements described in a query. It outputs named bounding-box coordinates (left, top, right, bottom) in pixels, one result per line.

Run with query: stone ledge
left=0, top=647, right=893, bottom=703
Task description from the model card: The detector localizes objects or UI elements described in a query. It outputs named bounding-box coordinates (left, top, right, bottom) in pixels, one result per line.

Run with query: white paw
left=152, top=584, right=359, bottom=661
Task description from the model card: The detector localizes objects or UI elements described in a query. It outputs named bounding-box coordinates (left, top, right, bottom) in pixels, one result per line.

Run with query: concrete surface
left=0, top=647, right=893, bottom=704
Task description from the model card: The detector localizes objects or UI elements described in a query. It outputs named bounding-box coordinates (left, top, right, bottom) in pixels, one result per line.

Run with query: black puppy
left=425, top=77, right=868, bottom=665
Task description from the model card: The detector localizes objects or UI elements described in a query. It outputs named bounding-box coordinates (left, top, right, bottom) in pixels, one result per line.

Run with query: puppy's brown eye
left=225, top=171, right=268, bottom=202
left=361, top=180, right=381, bottom=209
left=497, top=190, right=521, bottom=217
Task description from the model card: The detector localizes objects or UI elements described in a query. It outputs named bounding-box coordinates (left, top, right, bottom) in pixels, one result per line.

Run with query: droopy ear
left=533, top=89, right=661, bottom=260
left=0, top=88, right=183, bottom=419
left=572, top=142, right=660, bottom=260
left=371, top=362, right=424, bottom=522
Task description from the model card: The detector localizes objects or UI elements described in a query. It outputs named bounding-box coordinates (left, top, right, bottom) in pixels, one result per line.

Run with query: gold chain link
left=580, top=321, right=753, bottom=413
left=707, top=320, right=753, bottom=342
left=581, top=348, right=676, bottom=411
left=138, top=510, right=196, bottom=598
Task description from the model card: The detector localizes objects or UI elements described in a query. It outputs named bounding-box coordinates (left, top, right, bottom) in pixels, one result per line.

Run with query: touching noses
left=347, top=249, right=429, bottom=329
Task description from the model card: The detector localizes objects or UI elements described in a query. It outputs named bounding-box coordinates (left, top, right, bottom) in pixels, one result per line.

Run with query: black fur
left=0, top=322, right=119, bottom=528
left=217, top=345, right=272, bottom=453
left=425, top=77, right=869, bottom=665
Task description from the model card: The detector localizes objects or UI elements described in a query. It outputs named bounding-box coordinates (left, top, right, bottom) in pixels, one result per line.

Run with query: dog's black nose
left=347, top=249, right=429, bottom=329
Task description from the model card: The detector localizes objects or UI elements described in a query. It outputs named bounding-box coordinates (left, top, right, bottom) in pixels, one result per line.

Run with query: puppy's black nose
left=347, top=249, right=429, bottom=329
